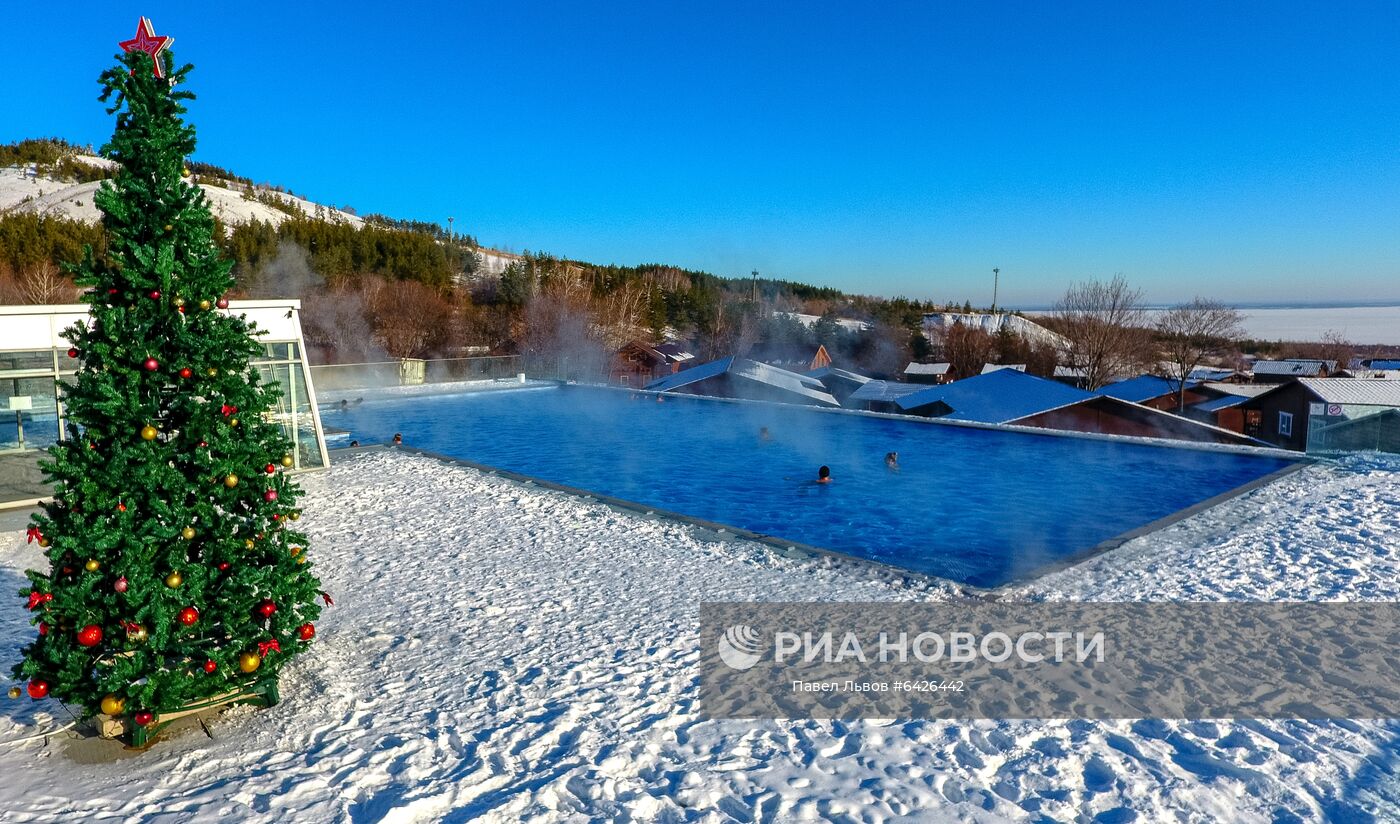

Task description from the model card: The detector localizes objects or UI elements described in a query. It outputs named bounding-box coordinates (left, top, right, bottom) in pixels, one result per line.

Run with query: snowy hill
left=0, top=159, right=367, bottom=230
left=923, top=311, right=1067, bottom=349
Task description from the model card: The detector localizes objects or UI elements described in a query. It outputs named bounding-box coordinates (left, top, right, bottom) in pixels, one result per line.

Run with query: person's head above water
left=885, top=451, right=899, bottom=465
left=817, top=465, right=831, bottom=483
left=760, top=426, right=771, bottom=440
left=392, top=433, right=403, bottom=445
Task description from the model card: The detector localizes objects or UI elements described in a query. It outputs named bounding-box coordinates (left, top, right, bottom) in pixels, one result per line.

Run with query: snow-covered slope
left=0, top=163, right=365, bottom=229
left=924, top=312, right=1067, bottom=349
left=1, top=450, right=1397, bottom=821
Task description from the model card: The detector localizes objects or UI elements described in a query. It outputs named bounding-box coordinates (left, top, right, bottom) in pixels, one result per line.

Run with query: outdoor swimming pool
left=327, top=385, right=1297, bottom=587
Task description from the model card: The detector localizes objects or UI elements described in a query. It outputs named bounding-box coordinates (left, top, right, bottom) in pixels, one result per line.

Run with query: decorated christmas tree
left=11, top=18, right=325, bottom=746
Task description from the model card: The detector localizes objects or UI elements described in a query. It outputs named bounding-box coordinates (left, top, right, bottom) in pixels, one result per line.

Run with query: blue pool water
left=328, top=386, right=1296, bottom=587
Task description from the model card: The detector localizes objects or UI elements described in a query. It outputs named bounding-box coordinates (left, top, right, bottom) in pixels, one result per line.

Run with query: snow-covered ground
left=2, top=450, right=1398, bottom=822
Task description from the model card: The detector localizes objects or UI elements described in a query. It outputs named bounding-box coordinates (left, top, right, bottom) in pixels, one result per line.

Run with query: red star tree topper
left=118, top=17, right=173, bottom=78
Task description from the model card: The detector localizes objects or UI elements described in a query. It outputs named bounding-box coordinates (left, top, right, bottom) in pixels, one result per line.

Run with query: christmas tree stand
left=96, top=679, right=280, bottom=749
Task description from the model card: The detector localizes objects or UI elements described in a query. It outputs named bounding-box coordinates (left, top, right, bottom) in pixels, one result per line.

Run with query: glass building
left=0, top=301, right=329, bottom=509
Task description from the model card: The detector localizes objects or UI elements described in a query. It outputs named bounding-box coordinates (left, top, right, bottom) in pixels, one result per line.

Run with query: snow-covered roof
left=643, top=357, right=839, bottom=406
left=654, top=342, right=695, bottom=362
left=1100, top=375, right=1200, bottom=403
left=846, top=380, right=929, bottom=403
left=980, top=364, right=1026, bottom=374
left=904, top=362, right=951, bottom=376
left=1294, top=378, right=1400, bottom=407
left=1201, top=382, right=1274, bottom=398
left=804, top=366, right=872, bottom=385
left=896, top=369, right=1095, bottom=423
left=1251, top=360, right=1331, bottom=376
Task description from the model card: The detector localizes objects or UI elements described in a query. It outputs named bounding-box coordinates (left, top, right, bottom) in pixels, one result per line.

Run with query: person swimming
left=817, top=465, right=832, bottom=484
left=349, top=439, right=360, bottom=447
left=392, top=433, right=403, bottom=446
left=759, top=426, right=772, bottom=442
left=885, top=451, right=899, bottom=469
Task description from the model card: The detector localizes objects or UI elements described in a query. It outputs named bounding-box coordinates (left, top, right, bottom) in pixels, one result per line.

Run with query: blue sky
left=6, top=2, right=1400, bottom=306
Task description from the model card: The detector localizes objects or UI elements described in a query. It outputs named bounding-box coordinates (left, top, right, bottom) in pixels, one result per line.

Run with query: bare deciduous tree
left=940, top=321, right=996, bottom=380
left=1156, top=298, right=1245, bottom=411
left=13, top=262, right=81, bottom=305
left=1050, top=275, right=1151, bottom=390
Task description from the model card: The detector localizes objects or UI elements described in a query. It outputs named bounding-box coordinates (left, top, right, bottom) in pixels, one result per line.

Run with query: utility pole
left=992, top=267, right=1000, bottom=314
left=751, top=269, right=759, bottom=304
left=447, top=216, right=454, bottom=241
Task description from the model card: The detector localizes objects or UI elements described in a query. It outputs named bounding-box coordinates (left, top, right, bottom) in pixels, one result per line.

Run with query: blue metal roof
left=1365, top=359, right=1400, bottom=370
left=644, top=356, right=735, bottom=391
left=1100, top=375, right=1198, bottom=402
left=1191, top=394, right=1250, bottom=413
left=895, top=369, right=1096, bottom=423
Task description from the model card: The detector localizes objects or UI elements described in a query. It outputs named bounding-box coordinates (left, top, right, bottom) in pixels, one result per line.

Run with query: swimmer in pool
left=885, top=451, right=899, bottom=470
left=392, top=433, right=403, bottom=446
left=816, top=465, right=832, bottom=484
left=760, top=426, right=772, bottom=442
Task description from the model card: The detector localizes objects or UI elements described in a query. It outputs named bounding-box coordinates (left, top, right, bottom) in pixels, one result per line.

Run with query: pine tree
left=12, top=39, right=323, bottom=744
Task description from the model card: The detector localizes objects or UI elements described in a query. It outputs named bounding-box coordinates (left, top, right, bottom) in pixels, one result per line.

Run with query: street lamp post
left=992, top=267, right=1000, bottom=314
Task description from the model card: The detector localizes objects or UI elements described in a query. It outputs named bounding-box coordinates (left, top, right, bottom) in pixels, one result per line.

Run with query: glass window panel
left=0, top=349, right=55, bottom=373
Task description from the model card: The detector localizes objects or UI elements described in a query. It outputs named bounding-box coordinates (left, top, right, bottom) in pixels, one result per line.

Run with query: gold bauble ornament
left=164, top=224, right=173, bottom=232
left=288, top=511, right=300, bottom=521
left=100, top=694, right=126, bottom=715
left=38, top=537, right=50, bottom=548
left=238, top=652, right=262, bottom=673
left=174, top=297, right=186, bottom=308
left=244, top=538, right=256, bottom=549
left=140, top=425, right=158, bottom=441
left=229, top=418, right=239, bottom=427
left=224, top=474, right=239, bottom=488
left=164, top=571, right=183, bottom=588
left=199, top=299, right=212, bottom=311
left=296, top=556, right=307, bottom=565
left=280, top=455, right=294, bottom=468
left=206, top=367, right=218, bottom=377
left=181, top=526, right=196, bottom=540
left=7, top=687, right=20, bottom=699
left=84, top=558, right=100, bottom=572
left=181, top=166, right=191, bottom=178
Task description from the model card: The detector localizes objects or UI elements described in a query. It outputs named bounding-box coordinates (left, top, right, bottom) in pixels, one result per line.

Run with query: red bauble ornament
left=142, top=357, right=159, bottom=372
left=178, top=607, right=199, bottom=626
left=178, top=305, right=186, bottom=314
left=265, top=464, right=276, bottom=474
left=133, top=710, right=154, bottom=726
left=37, top=621, right=48, bottom=636
left=179, top=367, right=193, bottom=379
left=66, top=348, right=78, bottom=358
left=217, top=561, right=231, bottom=572
left=199, top=440, right=208, bottom=448
left=114, top=576, right=129, bottom=593
left=264, top=490, right=278, bottom=502
left=117, top=502, right=127, bottom=512
left=26, top=680, right=49, bottom=700
left=297, top=623, right=316, bottom=641
left=256, top=600, right=277, bottom=618
left=149, top=290, right=161, bottom=300
left=107, top=288, right=118, bottom=295
left=118, top=17, right=173, bottom=79
left=203, top=659, right=217, bottom=673
left=77, top=624, right=103, bottom=647
left=216, top=297, right=230, bottom=309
